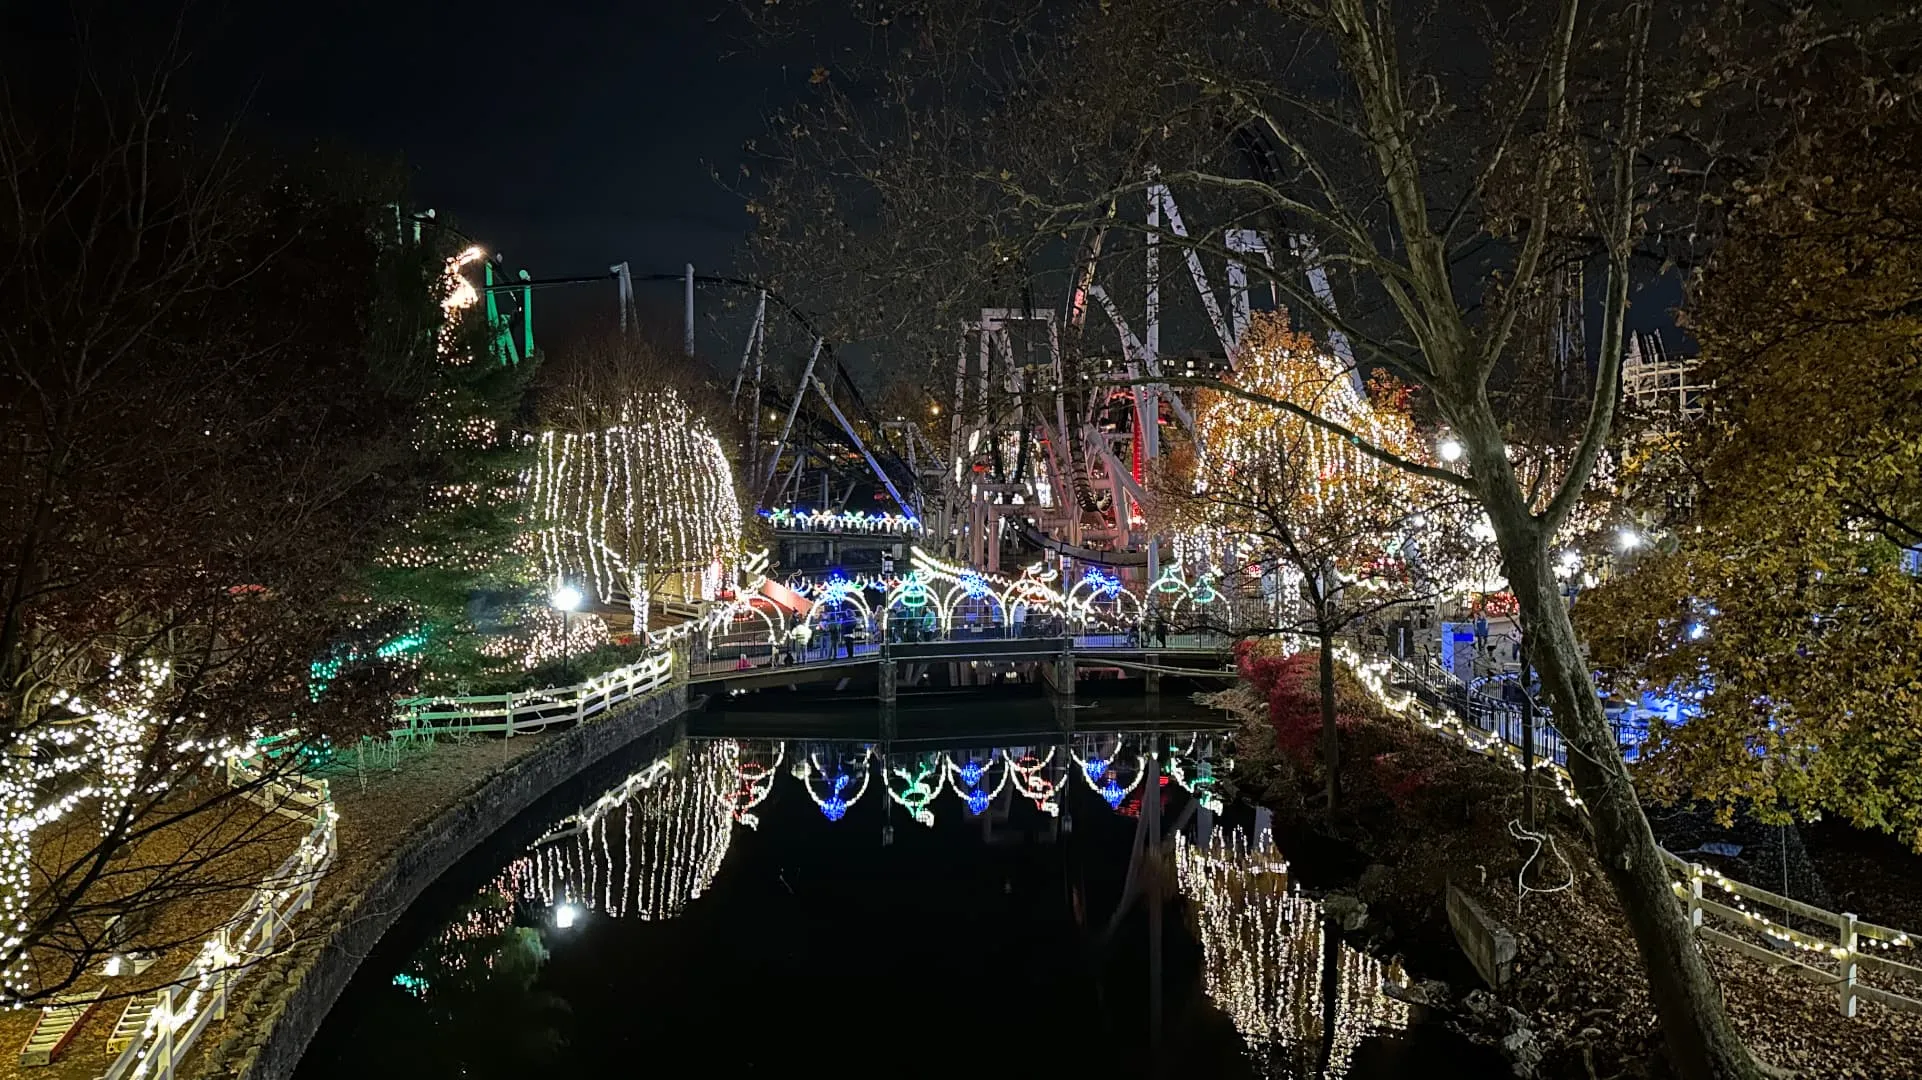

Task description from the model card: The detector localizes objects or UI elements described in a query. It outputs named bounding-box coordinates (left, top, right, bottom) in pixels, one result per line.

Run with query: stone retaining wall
left=200, top=685, right=689, bottom=1080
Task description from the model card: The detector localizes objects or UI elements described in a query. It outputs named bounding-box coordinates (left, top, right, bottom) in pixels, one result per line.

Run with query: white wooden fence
left=91, top=646, right=680, bottom=1080
left=1666, top=850, right=1922, bottom=1017
left=100, top=768, right=335, bottom=1080
left=389, top=646, right=676, bottom=738
left=1343, top=642, right=1922, bottom=1017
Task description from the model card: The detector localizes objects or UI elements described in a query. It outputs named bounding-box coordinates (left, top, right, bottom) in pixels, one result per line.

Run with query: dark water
left=298, top=699, right=1503, bottom=1079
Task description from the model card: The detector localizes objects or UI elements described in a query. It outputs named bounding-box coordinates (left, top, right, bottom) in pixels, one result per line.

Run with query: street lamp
left=550, top=584, right=583, bottom=683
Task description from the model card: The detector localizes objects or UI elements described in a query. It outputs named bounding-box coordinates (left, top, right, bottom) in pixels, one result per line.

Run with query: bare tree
left=741, top=1, right=1922, bottom=1073
left=0, top=34, right=443, bottom=1001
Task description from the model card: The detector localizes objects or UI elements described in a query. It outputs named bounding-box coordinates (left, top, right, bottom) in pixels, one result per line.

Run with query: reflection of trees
left=379, top=891, right=569, bottom=1080
left=720, top=740, right=784, bottom=828
left=509, top=741, right=738, bottom=919
left=1176, top=830, right=1408, bottom=1077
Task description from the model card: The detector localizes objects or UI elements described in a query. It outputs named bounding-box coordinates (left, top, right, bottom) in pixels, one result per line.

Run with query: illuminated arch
left=938, top=579, right=1007, bottom=636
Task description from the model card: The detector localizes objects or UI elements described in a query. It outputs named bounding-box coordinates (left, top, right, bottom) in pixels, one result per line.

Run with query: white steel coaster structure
left=948, top=180, right=1353, bottom=583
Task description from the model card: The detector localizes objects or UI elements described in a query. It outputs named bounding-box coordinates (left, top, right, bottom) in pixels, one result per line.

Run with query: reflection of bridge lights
left=888, top=755, right=941, bottom=827
left=1010, top=750, right=1060, bottom=816
left=800, top=747, right=874, bottom=823
left=723, top=742, right=785, bottom=830
left=942, top=751, right=1009, bottom=813
left=1167, top=740, right=1227, bottom=815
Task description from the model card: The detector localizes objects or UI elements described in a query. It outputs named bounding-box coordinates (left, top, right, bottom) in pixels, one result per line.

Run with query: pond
left=298, top=699, right=1503, bottom=1079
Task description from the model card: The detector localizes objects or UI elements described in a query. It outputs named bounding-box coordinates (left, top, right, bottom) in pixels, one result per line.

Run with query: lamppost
left=551, top=584, right=584, bottom=683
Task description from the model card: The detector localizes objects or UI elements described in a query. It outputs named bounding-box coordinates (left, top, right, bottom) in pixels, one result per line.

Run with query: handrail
left=391, top=647, right=676, bottom=737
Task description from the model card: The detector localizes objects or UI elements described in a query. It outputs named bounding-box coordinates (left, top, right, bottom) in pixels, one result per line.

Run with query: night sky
left=191, top=1, right=803, bottom=334
left=5, top=3, right=1684, bottom=349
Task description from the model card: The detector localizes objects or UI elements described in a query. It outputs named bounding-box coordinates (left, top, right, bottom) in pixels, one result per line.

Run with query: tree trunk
left=1483, top=492, right=1761, bottom=1080
left=1318, top=620, right=1340, bottom=813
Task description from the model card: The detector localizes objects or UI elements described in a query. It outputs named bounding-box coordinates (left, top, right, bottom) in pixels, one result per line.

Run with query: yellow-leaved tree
left=1157, top=313, right=1470, bottom=811
left=1579, top=119, right=1922, bottom=847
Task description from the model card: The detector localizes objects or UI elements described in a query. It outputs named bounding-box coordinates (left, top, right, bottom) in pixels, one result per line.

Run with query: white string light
left=531, top=390, right=743, bottom=620
left=1176, top=827, right=1407, bottom=1077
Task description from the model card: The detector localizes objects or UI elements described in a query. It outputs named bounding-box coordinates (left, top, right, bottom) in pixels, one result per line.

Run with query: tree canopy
left=1579, top=117, right=1922, bottom=848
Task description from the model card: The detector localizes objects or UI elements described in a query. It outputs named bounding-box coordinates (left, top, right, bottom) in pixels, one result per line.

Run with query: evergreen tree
left=330, top=234, right=543, bottom=694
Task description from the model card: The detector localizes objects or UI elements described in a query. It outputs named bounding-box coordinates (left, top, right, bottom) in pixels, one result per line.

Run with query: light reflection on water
left=327, top=727, right=1477, bottom=1080
left=1177, top=831, right=1411, bottom=1077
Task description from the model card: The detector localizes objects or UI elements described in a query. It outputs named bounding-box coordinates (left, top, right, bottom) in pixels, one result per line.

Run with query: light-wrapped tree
left=1158, top=313, right=1469, bottom=810
left=530, top=335, right=745, bottom=624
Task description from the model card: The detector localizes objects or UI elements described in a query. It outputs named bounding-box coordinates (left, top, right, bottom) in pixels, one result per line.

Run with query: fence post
left=211, top=926, right=230, bottom=1020
left=1840, top=912, right=1858, bottom=1017
left=155, top=986, right=175, bottom=1080
left=1687, top=865, right=1704, bottom=931
left=503, top=691, right=517, bottom=738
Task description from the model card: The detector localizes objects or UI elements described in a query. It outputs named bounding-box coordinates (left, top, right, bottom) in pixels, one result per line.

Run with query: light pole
left=550, top=584, right=584, bottom=683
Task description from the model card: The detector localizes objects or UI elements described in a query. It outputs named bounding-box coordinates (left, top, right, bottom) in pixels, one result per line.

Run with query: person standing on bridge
left=1154, top=615, right=1169, bottom=649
